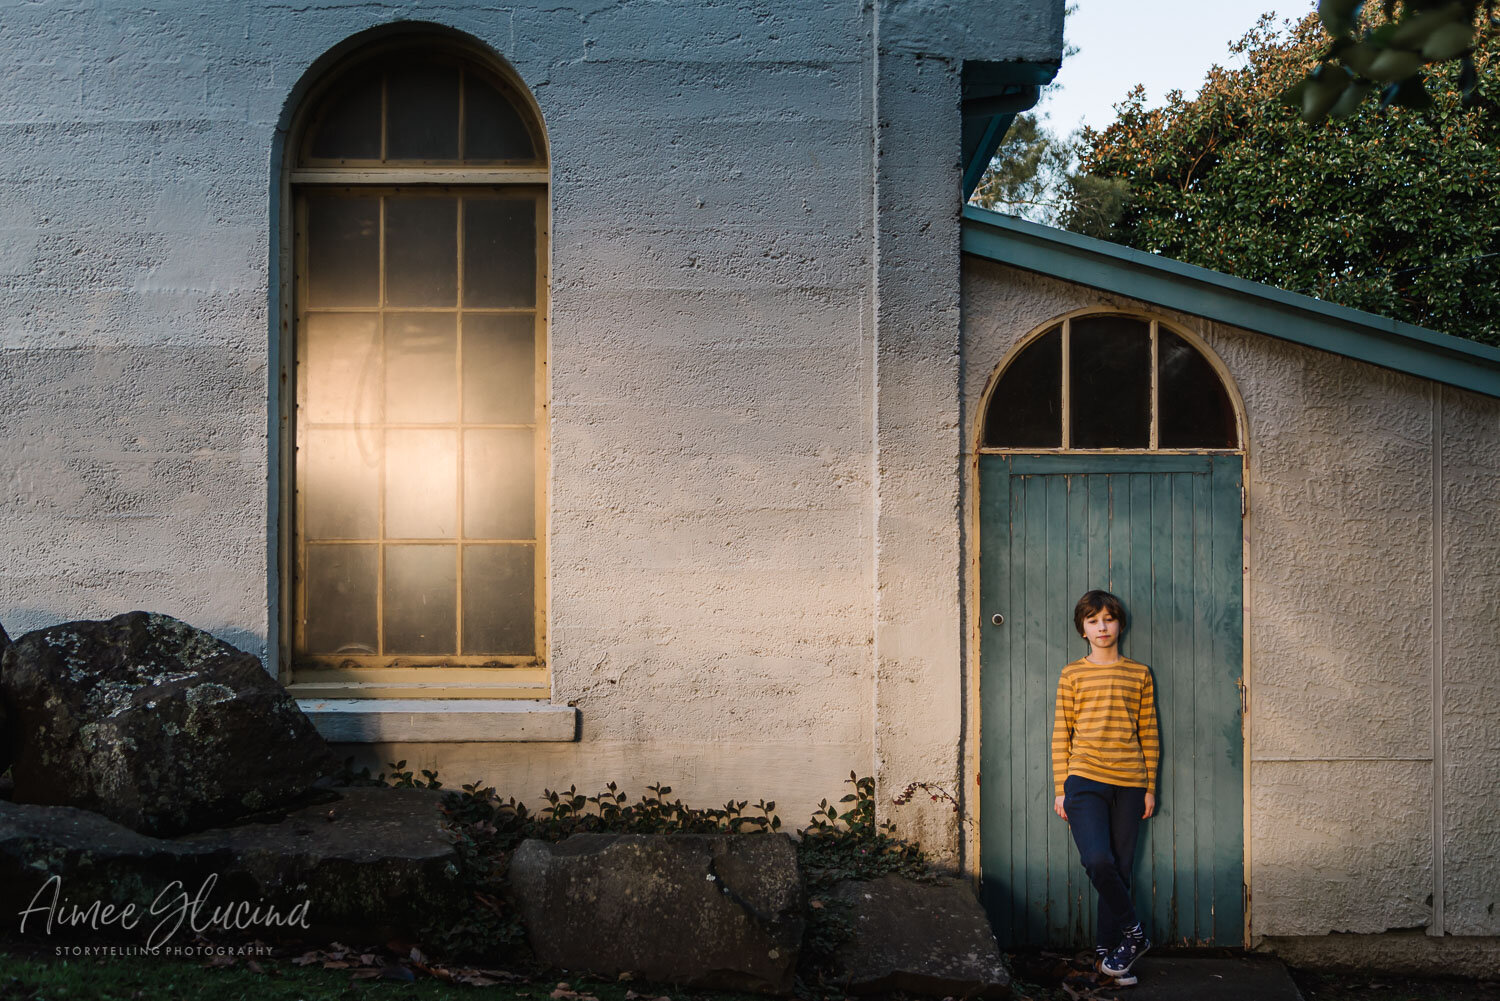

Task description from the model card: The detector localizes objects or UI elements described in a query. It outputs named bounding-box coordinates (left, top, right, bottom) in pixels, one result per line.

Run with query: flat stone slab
left=508, top=833, right=805, bottom=995
left=1113, top=956, right=1303, bottom=1001
left=0, top=786, right=462, bottom=946
left=824, top=874, right=1011, bottom=997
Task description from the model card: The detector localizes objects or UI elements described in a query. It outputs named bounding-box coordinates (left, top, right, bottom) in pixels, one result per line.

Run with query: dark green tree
left=1070, top=10, right=1500, bottom=346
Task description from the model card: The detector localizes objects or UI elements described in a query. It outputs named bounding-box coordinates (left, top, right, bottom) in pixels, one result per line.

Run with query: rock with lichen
left=1, top=611, right=339, bottom=836
left=0, top=619, right=9, bottom=780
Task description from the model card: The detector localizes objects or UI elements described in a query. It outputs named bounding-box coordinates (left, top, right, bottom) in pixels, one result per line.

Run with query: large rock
left=0, top=787, right=464, bottom=945
left=0, top=620, right=9, bottom=778
left=508, top=833, right=806, bottom=994
left=1, top=611, right=339, bottom=836
left=824, top=875, right=1012, bottom=997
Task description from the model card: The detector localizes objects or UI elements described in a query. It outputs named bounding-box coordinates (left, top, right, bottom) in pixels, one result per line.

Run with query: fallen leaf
left=321, top=961, right=351, bottom=969
left=246, top=960, right=264, bottom=975
left=350, top=970, right=382, bottom=981
left=204, top=955, right=235, bottom=969
left=291, top=952, right=321, bottom=967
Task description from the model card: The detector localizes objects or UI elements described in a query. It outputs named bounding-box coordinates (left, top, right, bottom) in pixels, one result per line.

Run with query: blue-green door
left=979, top=453, right=1245, bottom=948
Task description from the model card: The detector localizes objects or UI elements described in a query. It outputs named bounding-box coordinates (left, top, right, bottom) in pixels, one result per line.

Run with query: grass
left=0, top=943, right=768, bottom=1001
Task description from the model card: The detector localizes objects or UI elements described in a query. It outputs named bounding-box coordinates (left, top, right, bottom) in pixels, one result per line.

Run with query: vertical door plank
left=1191, top=466, right=1217, bottom=942
left=1211, top=456, right=1247, bottom=940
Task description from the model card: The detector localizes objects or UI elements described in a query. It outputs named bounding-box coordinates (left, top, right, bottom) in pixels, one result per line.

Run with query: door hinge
left=1237, top=677, right=1248, bottom=718
left=1240, top=483, right=1247, bottom=517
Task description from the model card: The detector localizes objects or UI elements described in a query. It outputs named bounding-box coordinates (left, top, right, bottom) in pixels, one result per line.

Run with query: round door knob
left=991, top=613, right=1004, bottom=627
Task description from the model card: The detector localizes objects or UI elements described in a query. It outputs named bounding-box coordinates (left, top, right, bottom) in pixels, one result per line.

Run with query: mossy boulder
left=508, top=833, right=806, bottom=994
left=1, top=611, right=338, bottom=836
left=823, top=874, right=1011, bottom=997
left=0, top=787, right=463, bottom=945
left=0, top=619, right=10, bottom=778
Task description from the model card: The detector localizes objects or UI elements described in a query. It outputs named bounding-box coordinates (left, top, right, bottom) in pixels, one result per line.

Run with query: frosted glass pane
left=384, top=545, right=456, bottom=655
left=464, top=429, right=534, bottom=539
left=463, top=75, right=536, bottom=161
left=305, top=73, right=381, bottom=161
left=303, top=429, right=380, bottom=539
left=386, top=430, right=457, bottom=539
left=462, top=313, right=534, bottom=424
left=303, top=544, right=378, bottom=654
left=306, top=196, right=379, bottom=307
left=386, top=64, right=459, bottom=160
left=386, top=198, right=457, bottom=306
left=463, top=544, right=535, bottom=655
left=462, top=198, right=536, bottom=308
left=304, top=313, right=381, bottom=424
left=385, top=313, right=457, bottom=424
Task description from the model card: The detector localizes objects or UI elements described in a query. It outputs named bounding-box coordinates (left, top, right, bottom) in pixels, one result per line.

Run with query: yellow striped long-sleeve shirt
left=1051, top=656, right=1160, bottom=796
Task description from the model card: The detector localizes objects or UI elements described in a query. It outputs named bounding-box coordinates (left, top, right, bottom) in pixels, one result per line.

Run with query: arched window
left=282, top=40, right=548, bottom=691
left=983, top=313, right=1240, bottom=451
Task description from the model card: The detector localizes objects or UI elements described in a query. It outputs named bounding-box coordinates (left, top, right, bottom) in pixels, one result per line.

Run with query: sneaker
left=1095, top=957, right=1138, bottom=987
left=1101, top=934, right=1151, bottom=976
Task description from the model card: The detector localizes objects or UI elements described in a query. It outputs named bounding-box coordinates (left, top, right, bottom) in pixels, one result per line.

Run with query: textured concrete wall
left=0, top=2, right=1061, bottom=828
left=961, top=259, right=1500, bottom=952
left=867, top=0, right=1062, bottom=866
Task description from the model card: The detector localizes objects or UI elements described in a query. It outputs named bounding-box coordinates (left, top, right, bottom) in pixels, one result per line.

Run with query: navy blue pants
left=1063, top=774, right=1147, bottom=951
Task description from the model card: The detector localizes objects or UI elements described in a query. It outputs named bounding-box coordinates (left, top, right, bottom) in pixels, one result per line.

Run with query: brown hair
left=1073, top=590, right=1126, bottom=637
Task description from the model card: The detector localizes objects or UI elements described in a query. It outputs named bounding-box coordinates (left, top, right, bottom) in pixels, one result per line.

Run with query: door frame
left=962, top=306, right=1255, bottom=946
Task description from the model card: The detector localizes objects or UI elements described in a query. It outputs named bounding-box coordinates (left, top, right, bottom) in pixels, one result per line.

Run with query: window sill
left=297, top=698, right=579, bottom=743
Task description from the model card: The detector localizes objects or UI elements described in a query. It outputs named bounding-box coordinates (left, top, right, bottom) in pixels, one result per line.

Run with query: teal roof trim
left=960, top=60, right=1059, bottom=202
left=962, top=205, right=1500, bottom=400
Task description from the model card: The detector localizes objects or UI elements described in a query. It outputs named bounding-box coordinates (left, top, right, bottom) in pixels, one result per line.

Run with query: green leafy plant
left=344, top=764, right=935, bottom=975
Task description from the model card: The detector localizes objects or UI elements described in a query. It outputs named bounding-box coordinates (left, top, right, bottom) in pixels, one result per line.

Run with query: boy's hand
left=1053, top=795, right=1067, bottom=821
left=1143, top=793, right=1156, bottom=819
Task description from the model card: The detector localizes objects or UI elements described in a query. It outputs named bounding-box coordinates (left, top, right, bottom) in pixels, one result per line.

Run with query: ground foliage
left=1071, top=8, right=1500, bottom=347
left=337, top=761, right=936, bottom=980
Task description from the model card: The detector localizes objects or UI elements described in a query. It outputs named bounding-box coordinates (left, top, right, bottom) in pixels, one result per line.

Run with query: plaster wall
left=961, top=258, right=1500, bottom=947
left=0, top=2, right=1061, bottom=826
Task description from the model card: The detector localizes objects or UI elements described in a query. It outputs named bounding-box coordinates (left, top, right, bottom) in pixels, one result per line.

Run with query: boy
left=1051, top=589, right=1159, bottom=983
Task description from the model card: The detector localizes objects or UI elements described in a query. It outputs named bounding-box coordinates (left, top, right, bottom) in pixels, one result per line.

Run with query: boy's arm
left=1051, top=670, right=1074, bottom=797
left=1140, top=669, right=1161, bottom=796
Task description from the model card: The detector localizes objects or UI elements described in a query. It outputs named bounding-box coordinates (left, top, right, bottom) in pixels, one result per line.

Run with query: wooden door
left=978, top=453, right=1245, bottom=948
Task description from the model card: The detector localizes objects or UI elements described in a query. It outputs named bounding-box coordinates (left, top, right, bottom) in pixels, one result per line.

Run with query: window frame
left=978, top=310, right=1246, bottom=456
left=276, top=39, right=550, bottom=699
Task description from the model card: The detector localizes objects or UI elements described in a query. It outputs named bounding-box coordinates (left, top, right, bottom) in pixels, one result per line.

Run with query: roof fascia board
left=961, top=205, right=1500, bottom=399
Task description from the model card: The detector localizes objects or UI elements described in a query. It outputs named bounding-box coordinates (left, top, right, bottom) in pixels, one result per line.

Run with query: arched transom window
left=284, top=42, right=548, bottom=690
left=983, top=313, right=1240, bottom=451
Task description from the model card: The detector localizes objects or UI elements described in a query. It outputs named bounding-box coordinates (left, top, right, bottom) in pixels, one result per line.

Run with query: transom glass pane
left=1068, top=315, right=1151, bottom=449
left=984, top=325, right=1061, bottom=448
left=299, top=59, right=542, bottom=165
left=1158, top=327, right=1239, bottom=448
left=981, top=314, right=1238, bottom=454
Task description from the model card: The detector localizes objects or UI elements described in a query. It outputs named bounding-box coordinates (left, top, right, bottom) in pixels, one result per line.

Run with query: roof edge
left=961, top=205, right=1500, bottom=400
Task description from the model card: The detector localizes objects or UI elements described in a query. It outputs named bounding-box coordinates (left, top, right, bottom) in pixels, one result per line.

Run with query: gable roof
left=961, top=204, right=1500, bottom=400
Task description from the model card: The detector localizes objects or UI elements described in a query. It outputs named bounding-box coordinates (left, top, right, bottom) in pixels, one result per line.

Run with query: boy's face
left=1081, top=609, right=1120, bottom=652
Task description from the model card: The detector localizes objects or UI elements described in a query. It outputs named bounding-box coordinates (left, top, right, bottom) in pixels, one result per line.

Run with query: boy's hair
left=1073, top=590, right=1126, bottom=637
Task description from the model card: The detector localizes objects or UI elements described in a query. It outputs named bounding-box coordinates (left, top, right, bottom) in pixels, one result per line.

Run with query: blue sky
left=1036, top=1, right=1317, bottom=136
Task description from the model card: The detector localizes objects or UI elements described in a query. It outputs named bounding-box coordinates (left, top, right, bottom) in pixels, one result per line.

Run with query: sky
left=1035, top=1, right=1318, bottom=137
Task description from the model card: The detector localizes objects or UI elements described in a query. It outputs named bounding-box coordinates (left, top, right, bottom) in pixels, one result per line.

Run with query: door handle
left=990, top=613, right=1004, bottom=626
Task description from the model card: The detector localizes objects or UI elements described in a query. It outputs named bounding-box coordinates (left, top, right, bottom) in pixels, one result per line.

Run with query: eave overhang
left=962, top=204, right=1500, bottom=400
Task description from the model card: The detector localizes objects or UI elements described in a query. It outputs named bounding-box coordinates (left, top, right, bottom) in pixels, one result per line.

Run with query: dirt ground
left=1006, top=949, right=1500, bottom=1001
left=1288, top=967, right=1500, bottom=1001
